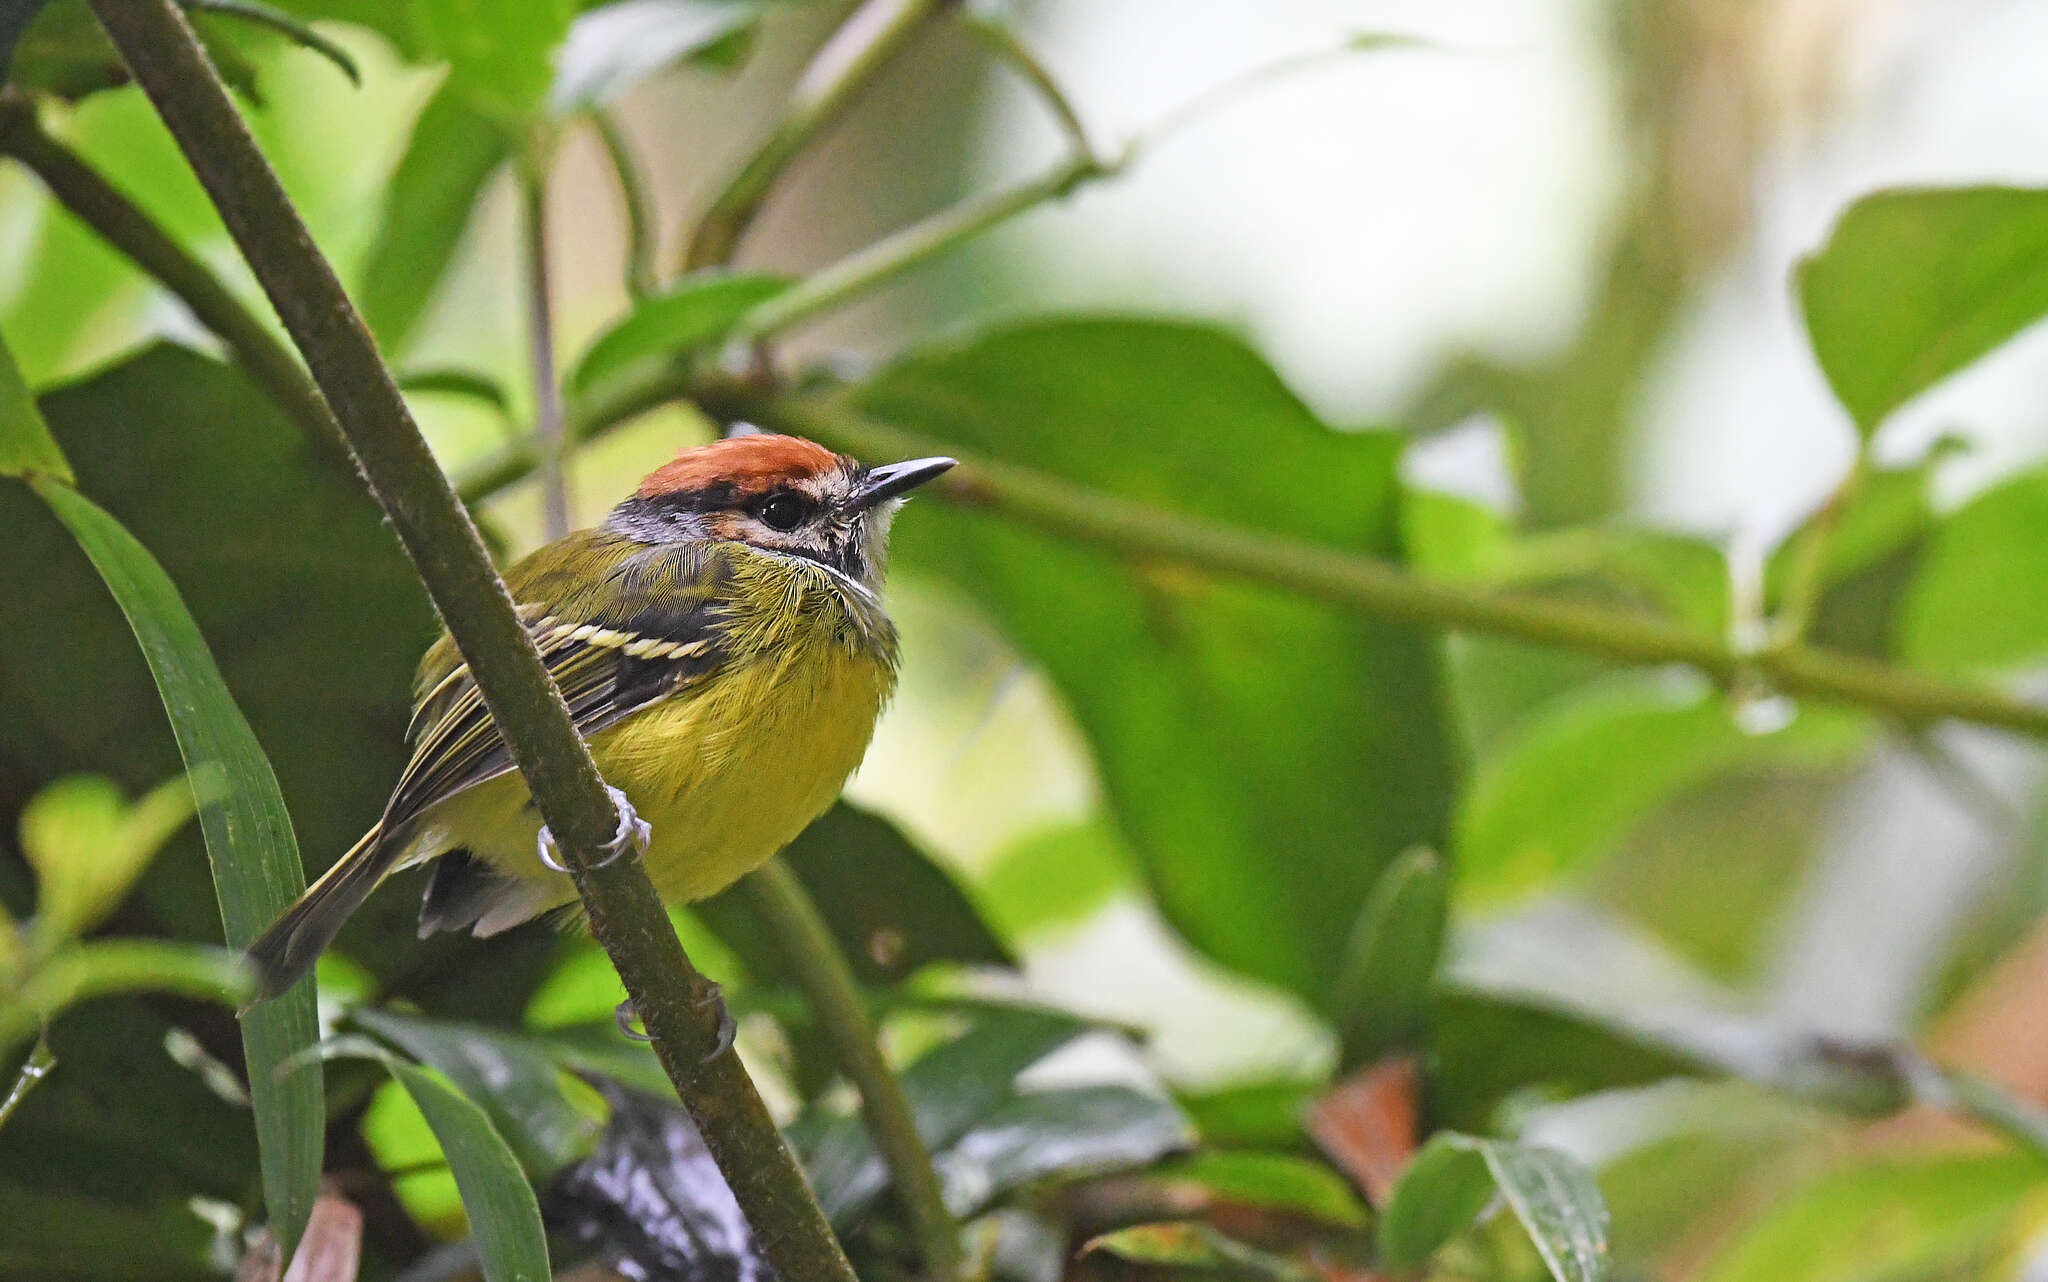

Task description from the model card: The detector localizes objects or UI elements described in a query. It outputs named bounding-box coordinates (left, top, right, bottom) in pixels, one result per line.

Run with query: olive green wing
left=382, top=533, right=735, bottom=834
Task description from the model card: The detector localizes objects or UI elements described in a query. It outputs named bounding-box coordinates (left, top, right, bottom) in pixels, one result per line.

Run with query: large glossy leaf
left=1, top=345, right=432, bottom=981
left=931, top=1084, right=1193, bottom=1217
left=3, top=338, right=322, bottom=1247
left=767, top=801, right=1011, bottom=984
left=352, top=1007, right=598, bottom=1178
left=26, top=479, right=322, bottom=1246
left=1799, top=186, right=2048, bottom=435
left=794, top=1005, right=1089, bottom=1226
left=1454, top=671, right=1871, bottom=903
left=354, top=83, right=513, bottom=353
left=860, top=318, right=1457, bottom=1007
left=542, top=1078, right=770, bottom=1282
left=1378, top=1133, right=1611, bottom=1282
left=380, top=1055, right=552, bottom=1282
left=1898, top=465, right=2048, bottom=673
left=1695, top=1151, right=2038, bottom=1282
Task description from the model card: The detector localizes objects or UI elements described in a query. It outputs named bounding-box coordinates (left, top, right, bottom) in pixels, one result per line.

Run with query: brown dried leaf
left=1306, top=1056, right=1420, bottom=1206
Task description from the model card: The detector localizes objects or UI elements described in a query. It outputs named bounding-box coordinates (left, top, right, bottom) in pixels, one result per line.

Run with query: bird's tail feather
left=246, top=825, right=397, bottom=1000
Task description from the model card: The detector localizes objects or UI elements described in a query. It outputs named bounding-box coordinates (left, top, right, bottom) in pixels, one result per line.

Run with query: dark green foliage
left=864, top=318, right=1458, bottom=1010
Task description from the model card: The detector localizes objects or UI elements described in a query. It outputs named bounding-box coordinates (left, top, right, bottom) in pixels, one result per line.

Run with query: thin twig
left=741, top=859, right=961, bottom=1282
left=731, top=152, right=1107, bottom=342
left=682, top=0, right=951, bottom=271
left=86, top=5, right=857, bottom=1278
left=588, top=109, right=658, bottom=301
left=727, top=33, right=1423, bottom=342
left=1772, top=453, right=1870, bottom=646
left=704, top=384, right=2048, bottom=742
left=0, top=1037, right=54, bottom=1133
left=959, top=13, right=1092, bottom=159
left=0, top=96, right=349, bottom=465
left=519, top=155, right=570, bottom=539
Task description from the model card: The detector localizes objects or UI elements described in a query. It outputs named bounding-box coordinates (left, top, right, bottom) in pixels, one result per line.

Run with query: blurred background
left=11, top=1, right=2048, bottom=1279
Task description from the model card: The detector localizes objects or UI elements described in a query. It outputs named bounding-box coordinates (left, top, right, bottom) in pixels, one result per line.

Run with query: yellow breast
left=411, top=552, right=897, bottom=925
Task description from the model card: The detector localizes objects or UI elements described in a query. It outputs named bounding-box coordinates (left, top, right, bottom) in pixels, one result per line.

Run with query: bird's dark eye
left=757, top=492, right=807, bottom=532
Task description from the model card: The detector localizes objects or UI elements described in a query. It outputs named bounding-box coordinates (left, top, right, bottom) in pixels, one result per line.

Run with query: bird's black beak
left=852, top=456, right=955, bottom=510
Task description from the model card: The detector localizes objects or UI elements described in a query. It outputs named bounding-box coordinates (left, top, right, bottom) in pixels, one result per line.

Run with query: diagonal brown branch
left=84, top=4, right=858, bottom=1279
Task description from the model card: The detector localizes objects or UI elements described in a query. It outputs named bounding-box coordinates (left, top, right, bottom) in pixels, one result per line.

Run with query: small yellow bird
left=248, top=432, right=953, bottom=1000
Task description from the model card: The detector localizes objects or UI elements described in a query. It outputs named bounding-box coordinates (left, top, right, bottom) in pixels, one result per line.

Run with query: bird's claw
left=537, top=785, right=651, bottom=874
left=614, top=997, right=653, bottom=1043
left=594, top=784, right=652, bottom=868
left=613, top=983, right=737, bottom=1065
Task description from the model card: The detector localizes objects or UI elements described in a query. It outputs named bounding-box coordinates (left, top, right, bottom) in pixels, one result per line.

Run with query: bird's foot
left=613, top=983, right=737, bottom=1065
left=614, top=997, right=652, bottom=1043
left=593, top=785, right=652, bottom=868
left=537, top=785, right=651, bottom=874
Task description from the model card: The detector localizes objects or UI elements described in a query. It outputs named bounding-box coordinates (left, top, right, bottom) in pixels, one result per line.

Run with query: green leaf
left=0, top=325, right=72, bottom=484
left=381, top=1056, right=552, bottom=1282
left=410, top=0, right=575, bottom=125
left=1146, top=1151, right=1371, bottom=1228
left=3, top=938, right=252, bottom=1049
left=795, top=1006, right=1089, bottom=1226
left=1082, top=1221, right=1314, bottom=1280
left=861, top=318, right=1457, bottom=1007
left=1376, top=1134, right=1497, bottom=1272
left=567, top=271, right=789, bottom=398
left=352, top=1007, right=597, bottom=1178
left=931, top=1085, right=1193, bottom=1217
left=0, top=1181, right=218, bottom=1280
left=552, top=0, right=769, bottom=110
left=1455, top=671, right=1871, bottom=903
left=0, top=345, right=433, bottom=988
left=1799, top=186, right=2048, bottom=435
left=1898, top=465, right=2048, bottom=673
left=1695, top=1151, right=2037, bottom=1282
left=400, top=367, right=513, bottom=414
left=1175, top=1078, right=1322, bottom=1149
left=768, top=802, right=1013, bottom=984
left=975, top=817, right=1135, bottom=943
left=18, top=773, right=195, bottom=947
left=1379, top=1133, right=1611, bottom=1282
left=1331, top=846, right=1446, bottom=1069
left=355, top=83, right=514, bottom=352
left=25, top=478, right=322, bottom=1247
left=1429, top=990, right=1701, bottom=1134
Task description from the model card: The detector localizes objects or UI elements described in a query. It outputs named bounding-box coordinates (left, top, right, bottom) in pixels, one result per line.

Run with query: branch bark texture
left=86, top=5, right=857, bottom=1279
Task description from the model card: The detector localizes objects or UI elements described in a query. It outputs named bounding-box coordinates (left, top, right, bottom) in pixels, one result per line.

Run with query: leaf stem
left=588, top=109, right=659, bottom=301
left=0, top=1037, right=54, bottom=1133
left=735, top=152, right=1108, bottom=342
left=86, top=5, right=858, bottom=1278
left=519, top=152, right=570, bottom=539
left=682, top=0, right=950, bottom=271
left=959, top=13, right=1093, bottom=159
left=741, top=858, right=961, bottom=1282
left=0, top=95, right=349, bottom=465
left=712, top=384, right=2048, bottom=742
left=1771, top=452, right=1870, bottom=646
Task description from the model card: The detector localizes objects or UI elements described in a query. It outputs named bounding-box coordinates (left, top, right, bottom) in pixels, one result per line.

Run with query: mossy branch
left=85, top=4, right=857, bottom=1278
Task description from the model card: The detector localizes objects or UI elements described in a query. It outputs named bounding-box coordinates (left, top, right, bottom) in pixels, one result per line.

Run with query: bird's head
left=606, top=431, right=955, bottom=585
